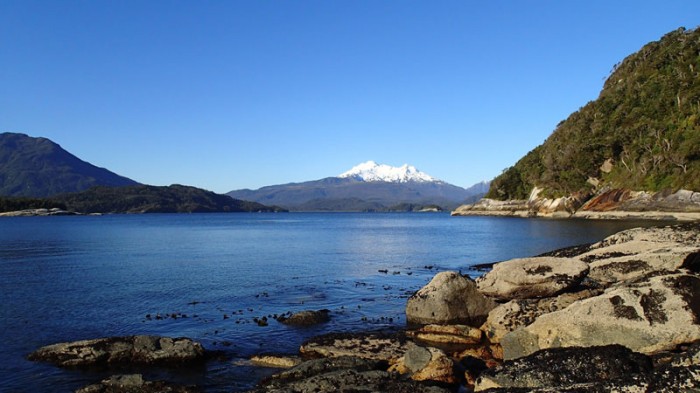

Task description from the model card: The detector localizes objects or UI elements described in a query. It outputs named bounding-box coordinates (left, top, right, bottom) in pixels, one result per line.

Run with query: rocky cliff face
left=452, top=187, right=700, bottom=220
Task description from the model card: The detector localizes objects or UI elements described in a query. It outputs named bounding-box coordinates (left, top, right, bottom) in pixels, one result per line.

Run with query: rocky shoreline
left=28, top=223, right=700, bottom=392
left=451, top=188, right=700, bottom=221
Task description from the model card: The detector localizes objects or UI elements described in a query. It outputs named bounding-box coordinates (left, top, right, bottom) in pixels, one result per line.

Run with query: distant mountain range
left=228, top=161, right=489, bottom=211
left=0, top=132, right=139, bottom=197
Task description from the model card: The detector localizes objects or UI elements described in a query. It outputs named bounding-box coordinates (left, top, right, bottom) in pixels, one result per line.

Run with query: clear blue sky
left=2, top=1, right=698, bottom=192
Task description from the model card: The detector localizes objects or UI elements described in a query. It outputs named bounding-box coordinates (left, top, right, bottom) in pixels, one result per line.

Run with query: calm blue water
left=0, top=213, right=657, bottom=392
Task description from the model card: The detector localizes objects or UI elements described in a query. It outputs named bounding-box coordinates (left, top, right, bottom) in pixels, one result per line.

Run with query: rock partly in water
left=474, top=345, right=653, bottom=392
left=475, top=257, right=590, bottom=300
left=250, top=355, right=303, bottom=368
left=500, top=273, right=700, bottom=360
left=406, top=271, right=497, bottom=326
left=28, top=335, right=206, bottom=368
left=76, top=374, right=200, bottom=393
left=276, top=309, right=331, bottom=327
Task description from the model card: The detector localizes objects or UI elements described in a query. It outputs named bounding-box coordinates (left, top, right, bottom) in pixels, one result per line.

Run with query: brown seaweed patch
left=640, top=289, right=668, bottom=325
left=609, top=295, right=643, bottom=321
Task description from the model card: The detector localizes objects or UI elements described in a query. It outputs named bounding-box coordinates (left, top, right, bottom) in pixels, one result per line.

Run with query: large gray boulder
left=500, top=273, right=700, bottom=360
left=476, top=257, right=590, bottom=300
left=406, top=271, right=497, bottom=326
left=28, top=335, right=205, bottom=368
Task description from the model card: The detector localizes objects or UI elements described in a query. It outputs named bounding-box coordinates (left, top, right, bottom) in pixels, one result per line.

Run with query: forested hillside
left=487, top=27, right=700, bottom=200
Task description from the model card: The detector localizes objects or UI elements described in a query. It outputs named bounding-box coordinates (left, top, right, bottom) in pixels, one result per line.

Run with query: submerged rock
left=28, top=335, right=205, bottom=368
left=406, top=271, right=497, bottom=326
left=276, top=309, right=330, bottom=327
left=475, top=257, right=589, bottom=300
left=251, top=355, right=303, bottom=368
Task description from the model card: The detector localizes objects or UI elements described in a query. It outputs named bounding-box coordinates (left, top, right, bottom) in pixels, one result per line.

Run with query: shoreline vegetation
left=28, top=221, right=700, bottom=392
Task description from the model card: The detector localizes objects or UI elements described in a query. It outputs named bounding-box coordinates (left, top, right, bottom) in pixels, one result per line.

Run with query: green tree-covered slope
left=487, top=27, right=700, bottom=200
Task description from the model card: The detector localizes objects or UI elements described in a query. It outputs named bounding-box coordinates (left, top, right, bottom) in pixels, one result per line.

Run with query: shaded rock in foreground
left=247, top=356, right=450, bottom=393
left=500, top=273, right=700, bottom=360
left=28, top=335, right=205, bottom=368
left=475, top=257, right=589, bottom=300
left=474, top=345, right=652, bottom=391
left=76, top=374, right=200, bottom=393
left=406, top=271, right=497, bottom=326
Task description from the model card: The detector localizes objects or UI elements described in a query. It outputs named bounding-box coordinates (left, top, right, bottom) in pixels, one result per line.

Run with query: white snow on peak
left=338, top=161, right=440, bottom=183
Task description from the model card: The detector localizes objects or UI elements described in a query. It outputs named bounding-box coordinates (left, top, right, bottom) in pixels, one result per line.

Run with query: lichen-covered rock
left=406, top=271, right=497, bottom=326
left=251, top=355, right=303, bottom=368
left=299, top=332, right=409, bottom=365
left=474, top=345, right=653, bottom=392
left=579, top=238, right=698, bottom=285
left=76, top=374, right=200, bottom=393
left=500, top=273, right=700, bottom=360
left=480, top=289, right=602, bottom=343
left=276, top=309, right=330, bottom=327
left=27, top=336, right=205, bottom=368
left=476, top=257, right=590, bottom=300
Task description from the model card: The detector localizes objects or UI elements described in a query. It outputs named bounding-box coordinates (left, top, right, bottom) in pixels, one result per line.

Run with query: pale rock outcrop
left=500, top=273, right=700, bottom=360
left=475, top=257, right=590, bottom=300
left=406, top=271, right=497, bottom=326
left=251, top=355, right=303, bottom=368
left=407, top=324, right=483, bottom=346
left=480, top=289, right=602, bottom=343
left=391, top=344, right=458, bottom=384
left=28, top=335, right=205, bottom=368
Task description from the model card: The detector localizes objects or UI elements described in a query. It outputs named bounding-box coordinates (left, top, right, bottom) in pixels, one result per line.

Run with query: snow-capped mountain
left=228, top=161, right=489, bottom=212
left=338, top=161, right=438, bottom=183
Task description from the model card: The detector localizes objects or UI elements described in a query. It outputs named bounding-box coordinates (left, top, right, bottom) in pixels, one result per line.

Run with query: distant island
left=0, top=184, right=286, bottom=215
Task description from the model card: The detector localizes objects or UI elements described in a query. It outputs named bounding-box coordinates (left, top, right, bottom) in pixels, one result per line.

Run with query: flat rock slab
left=28, top=335, right=205, bottom=368
left=406, top=271, right=497, bottom=326
left=476, top=257, right=589, bottom=300
left=299, top=332, right=409, bottom=365
left=500, top=273, right=700, bottom=360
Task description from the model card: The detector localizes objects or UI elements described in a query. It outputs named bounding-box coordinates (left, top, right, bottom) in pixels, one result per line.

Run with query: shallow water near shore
left=0, top=213, right=660, bottom=392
